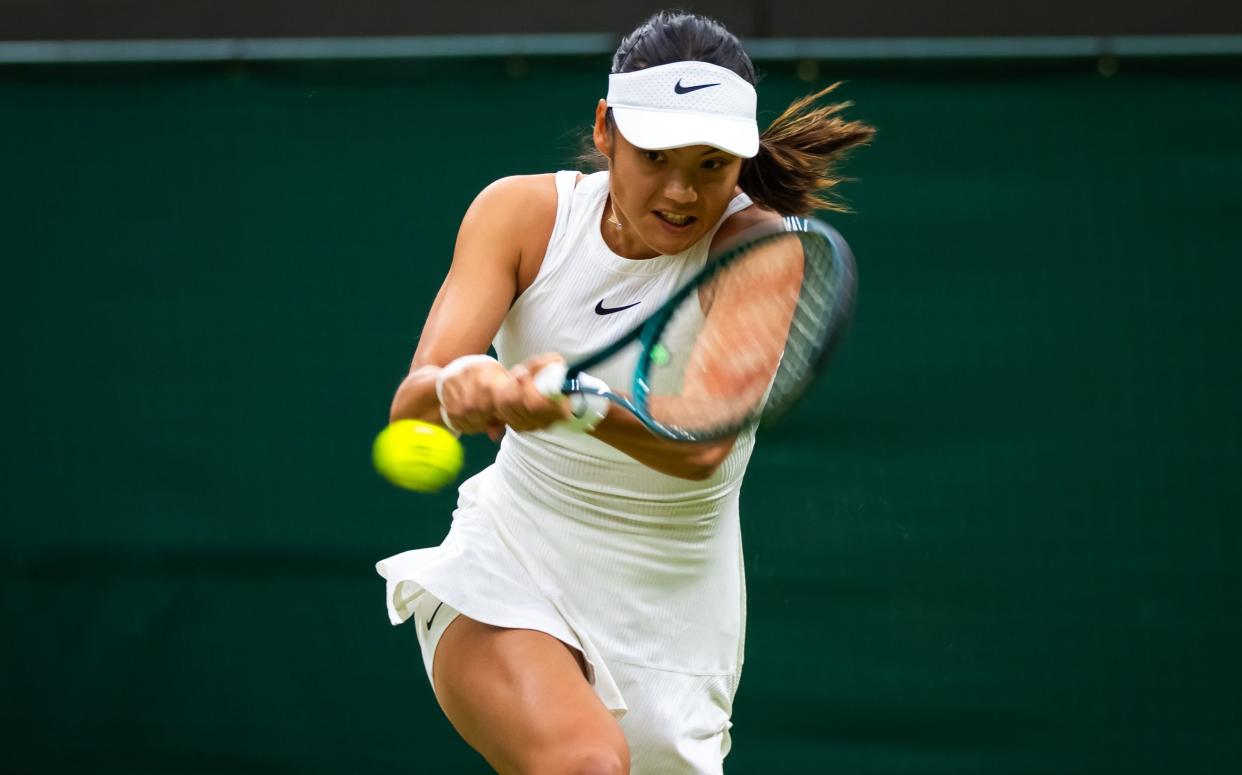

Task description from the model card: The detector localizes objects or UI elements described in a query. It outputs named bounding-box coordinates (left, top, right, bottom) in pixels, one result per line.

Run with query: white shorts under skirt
left=404, top=588, right=739, bottom=775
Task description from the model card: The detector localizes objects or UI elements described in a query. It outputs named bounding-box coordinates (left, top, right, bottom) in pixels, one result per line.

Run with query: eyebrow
left=640, top=147, right=731, bottom=159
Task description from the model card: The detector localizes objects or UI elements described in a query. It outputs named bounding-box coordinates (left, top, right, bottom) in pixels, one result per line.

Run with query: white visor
left=606, top=61, right=759, bottom=158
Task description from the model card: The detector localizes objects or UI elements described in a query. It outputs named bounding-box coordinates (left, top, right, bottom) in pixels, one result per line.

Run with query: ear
left=592, top=99, right=612, bottom=158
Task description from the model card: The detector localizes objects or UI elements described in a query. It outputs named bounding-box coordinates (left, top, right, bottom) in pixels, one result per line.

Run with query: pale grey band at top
left=1, top=34, right=1241, bottom=64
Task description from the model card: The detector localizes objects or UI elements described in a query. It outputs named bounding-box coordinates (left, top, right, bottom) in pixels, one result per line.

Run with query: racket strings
left=767, top=235, right=841, bottom=411
left=645, top=232, right=823, bottom=435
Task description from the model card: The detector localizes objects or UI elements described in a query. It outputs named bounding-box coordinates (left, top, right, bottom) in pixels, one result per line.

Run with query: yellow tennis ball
left=372, top=419, right=464, bottom=493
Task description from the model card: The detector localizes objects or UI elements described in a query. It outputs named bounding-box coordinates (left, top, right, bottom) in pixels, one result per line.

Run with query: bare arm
left=584, top=205, right=790, bottom=480
left=388, top=175, right=558, bottom=436
left=390, top=179, right=775, bottom=480
left=585, top=253, right=796, bottom=480
left=589, top=409, right=736, bottom=480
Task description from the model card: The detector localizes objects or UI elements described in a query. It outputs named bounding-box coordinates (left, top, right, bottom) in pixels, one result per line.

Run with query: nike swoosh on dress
left=595, top=299, right=642, bottom=315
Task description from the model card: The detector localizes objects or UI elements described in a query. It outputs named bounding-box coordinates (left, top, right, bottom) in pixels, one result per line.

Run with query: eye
left=643, top=150, right=663, bottom=163
left=702, top=158, right=727, bottom=170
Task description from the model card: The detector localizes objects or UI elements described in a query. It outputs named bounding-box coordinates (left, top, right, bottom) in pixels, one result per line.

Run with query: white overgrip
left=533, top=360, right=610, bottom=434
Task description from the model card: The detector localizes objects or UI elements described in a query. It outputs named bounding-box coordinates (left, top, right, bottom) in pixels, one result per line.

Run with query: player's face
left=595, top=103, right=743, bottom=258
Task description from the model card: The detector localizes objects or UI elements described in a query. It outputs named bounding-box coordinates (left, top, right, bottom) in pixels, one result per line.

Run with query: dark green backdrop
left=3, top=54, right=1240, bottom=773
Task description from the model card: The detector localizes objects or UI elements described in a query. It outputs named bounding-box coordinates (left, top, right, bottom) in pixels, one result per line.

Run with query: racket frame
left=557, top=216, right=855, bottom=442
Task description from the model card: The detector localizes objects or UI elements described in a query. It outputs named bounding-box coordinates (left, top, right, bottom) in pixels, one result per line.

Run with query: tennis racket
left=534, top=215, right=857, bottom=441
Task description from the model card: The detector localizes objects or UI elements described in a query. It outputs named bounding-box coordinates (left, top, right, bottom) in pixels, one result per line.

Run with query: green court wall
left=2, top=56, right=1239, bottom=773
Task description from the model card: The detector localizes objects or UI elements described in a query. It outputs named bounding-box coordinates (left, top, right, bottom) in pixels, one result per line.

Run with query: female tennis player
left=377, top=11, right=873, bottom=775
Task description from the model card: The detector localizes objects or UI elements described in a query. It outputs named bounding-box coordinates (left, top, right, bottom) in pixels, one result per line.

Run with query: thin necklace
left=607, top=199, right=623, bottom=231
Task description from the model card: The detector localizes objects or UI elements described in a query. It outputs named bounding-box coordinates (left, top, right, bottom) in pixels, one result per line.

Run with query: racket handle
left=533, top=361, right=611, bottom=433
left=533, top=361, right=569, bottom=398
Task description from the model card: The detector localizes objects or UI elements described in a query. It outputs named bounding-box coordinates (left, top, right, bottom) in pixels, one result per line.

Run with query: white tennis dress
left=377, top=170, right=758, bottom=774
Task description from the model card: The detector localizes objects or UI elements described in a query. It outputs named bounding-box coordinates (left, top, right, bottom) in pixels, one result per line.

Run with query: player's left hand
left=490, top=352, right=572, bottom=432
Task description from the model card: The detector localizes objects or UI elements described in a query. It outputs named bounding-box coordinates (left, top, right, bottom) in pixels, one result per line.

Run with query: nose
left=662, top=175, right=698, bottom=206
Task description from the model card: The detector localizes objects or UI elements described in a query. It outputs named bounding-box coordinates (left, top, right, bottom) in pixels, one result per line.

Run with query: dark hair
left=584, top=10, right=874, bottom=216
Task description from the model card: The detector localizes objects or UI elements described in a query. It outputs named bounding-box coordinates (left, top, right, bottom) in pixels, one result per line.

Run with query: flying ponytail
left=740, top=83, right=875, bottom=216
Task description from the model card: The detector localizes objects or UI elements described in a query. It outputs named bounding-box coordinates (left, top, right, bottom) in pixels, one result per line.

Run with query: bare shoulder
left=468, top=173, right=558, bottom=227
left=710, top=201, right=784, bottom=252
left=465, top=173, right=565, bottom=294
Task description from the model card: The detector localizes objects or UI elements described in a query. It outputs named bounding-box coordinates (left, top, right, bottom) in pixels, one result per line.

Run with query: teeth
left=659, top=211, right=691, bottom=225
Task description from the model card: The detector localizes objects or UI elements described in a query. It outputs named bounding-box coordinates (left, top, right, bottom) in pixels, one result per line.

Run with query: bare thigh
left=433, top=614, right=629, bottom=775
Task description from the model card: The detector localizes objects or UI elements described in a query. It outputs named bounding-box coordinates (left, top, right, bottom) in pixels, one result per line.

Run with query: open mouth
left=654, top=210, right=696, bottom=228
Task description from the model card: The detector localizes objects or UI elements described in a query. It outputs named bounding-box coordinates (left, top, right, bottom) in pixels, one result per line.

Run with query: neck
left=600, top=195, right=661, bottom=260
